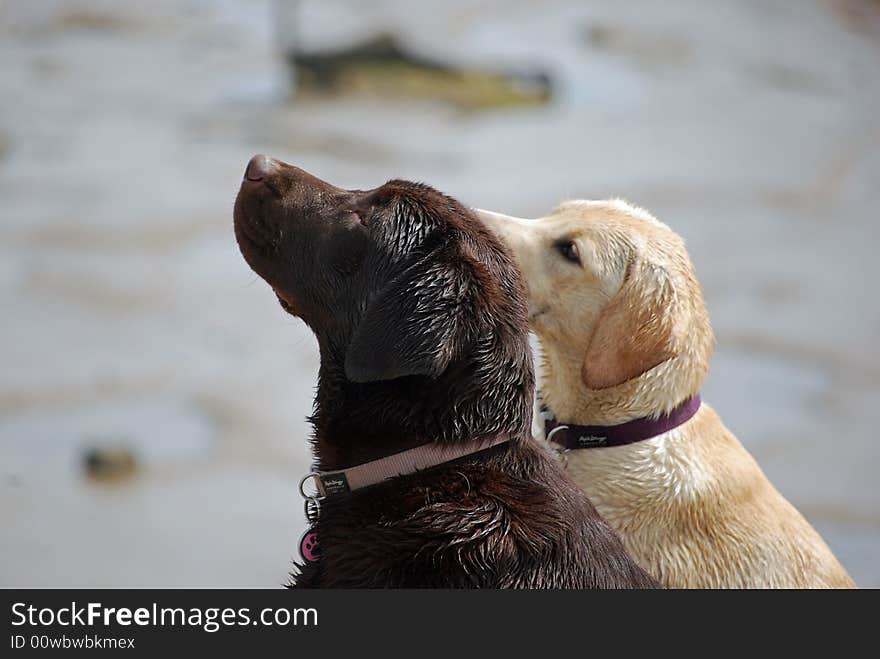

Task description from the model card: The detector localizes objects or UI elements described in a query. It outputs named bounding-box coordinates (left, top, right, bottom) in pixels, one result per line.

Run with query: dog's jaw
left=528, top=305, right=549, bottom=322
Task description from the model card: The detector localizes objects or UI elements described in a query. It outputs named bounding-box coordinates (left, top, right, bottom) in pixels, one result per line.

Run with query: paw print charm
left=299, top=529, right=320, bottom=563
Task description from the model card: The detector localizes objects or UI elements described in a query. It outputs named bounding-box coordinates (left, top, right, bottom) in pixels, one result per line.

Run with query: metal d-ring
left=545, top=425, right=570, bottom=444
left=299, top=472, right=322, bottom=500
left=545, top=425, right=571, bottom=467
left=299, top=472, right=324, bottom=524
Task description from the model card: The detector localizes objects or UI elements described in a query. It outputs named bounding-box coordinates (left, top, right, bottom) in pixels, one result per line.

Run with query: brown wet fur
left=233, top=158, right=659, bottom=588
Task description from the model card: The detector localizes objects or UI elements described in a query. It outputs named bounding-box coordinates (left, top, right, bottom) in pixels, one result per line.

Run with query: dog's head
left=475, top=200, right=713, bottom=394
left=234, top=155, right=533, bottom=443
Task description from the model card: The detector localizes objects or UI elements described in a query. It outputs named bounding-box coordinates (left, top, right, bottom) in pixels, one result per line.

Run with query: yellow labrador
left=476, top=200, right=854, bottom=588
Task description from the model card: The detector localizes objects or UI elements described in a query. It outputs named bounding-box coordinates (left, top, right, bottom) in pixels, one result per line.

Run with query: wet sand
left=1, top=0, right=878, bottom=586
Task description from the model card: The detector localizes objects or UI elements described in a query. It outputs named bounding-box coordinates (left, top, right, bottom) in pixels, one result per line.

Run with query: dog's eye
left=555, top=240, right=580, bottom=265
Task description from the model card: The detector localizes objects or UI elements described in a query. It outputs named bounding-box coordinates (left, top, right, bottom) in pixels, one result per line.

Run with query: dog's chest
left=562, top=428, right=712, bottom=534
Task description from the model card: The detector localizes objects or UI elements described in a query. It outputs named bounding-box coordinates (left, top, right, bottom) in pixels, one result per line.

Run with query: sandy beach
left=1, top=0, right=878, bottom=586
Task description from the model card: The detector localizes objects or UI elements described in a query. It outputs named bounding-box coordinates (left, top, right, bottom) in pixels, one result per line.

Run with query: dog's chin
left=274, top=290, right=300, bottom=316
left=234, top=216, right=274, bottom=271
left=233, top=189, right=280, bottom=256
left=528, top=305, right=549, bottom=322
left=528, top=307, right=557, bottom=336
left=234, top=211, right=292, bottom=307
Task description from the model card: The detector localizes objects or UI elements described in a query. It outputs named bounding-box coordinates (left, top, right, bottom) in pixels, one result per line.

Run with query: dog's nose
left=244, top=154, right=275, bottom=182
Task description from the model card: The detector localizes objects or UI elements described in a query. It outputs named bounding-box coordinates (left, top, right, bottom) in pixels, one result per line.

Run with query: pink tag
left=299, top=529, right=320, bottom=563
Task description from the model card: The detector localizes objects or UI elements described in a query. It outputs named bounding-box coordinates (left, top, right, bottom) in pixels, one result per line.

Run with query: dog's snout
left=244, top=154, right=276, bottom=182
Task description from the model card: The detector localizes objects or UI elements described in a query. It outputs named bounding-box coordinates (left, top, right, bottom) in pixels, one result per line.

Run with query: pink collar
left=300, top=435, right=512, bottom=501
left=296, top=435, right=511, bottom=564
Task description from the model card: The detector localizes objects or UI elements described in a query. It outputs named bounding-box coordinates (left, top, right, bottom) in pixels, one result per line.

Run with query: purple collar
left=542, top=394, right=702, bottom=450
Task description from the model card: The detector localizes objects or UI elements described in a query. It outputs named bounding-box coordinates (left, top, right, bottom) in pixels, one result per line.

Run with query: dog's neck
left=538, top=336, right=709, bottom=426
left=310, top=332, right=533, bottom=471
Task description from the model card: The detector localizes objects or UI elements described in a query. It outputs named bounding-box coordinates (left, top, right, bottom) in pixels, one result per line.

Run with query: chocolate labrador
left=233, top=155, right=659, bottom=588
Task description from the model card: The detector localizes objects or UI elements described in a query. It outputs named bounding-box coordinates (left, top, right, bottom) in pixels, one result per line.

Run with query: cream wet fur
left=476, top=200, right=854, bottom=588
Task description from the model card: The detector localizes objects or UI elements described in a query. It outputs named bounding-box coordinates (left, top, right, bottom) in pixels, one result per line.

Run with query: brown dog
left=477, top=200, right=854, bottom=588
left=233, top=158, right=659, bottom=588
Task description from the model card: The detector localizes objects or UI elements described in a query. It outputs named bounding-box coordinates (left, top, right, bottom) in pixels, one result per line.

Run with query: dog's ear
left=345, top=255, right=469, bottom=383
left=581, top=258, right=678, bottom=390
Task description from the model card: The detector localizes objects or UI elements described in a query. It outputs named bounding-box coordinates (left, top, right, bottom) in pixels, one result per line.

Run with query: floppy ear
left=345, top=256, right=469, bottom=383
left=581, top=257, right=678, bottom=390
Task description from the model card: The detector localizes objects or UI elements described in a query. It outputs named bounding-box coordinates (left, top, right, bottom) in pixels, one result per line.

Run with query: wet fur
left=234, top=163, right=659, bottom=588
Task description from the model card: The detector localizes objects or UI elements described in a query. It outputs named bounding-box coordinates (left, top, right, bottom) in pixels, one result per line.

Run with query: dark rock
left=284, top=33, right=553, bottom=110
left=82, top=444, right=138, bottom=482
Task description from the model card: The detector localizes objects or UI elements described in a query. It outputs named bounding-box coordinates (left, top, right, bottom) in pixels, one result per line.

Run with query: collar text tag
left=319, top=472, right=351, bottom=497
left=577, top=435, right=608, bottom=448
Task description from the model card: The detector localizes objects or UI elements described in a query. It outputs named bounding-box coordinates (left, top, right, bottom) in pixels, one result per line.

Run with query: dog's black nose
left=244, top=154, right=275, bottom=182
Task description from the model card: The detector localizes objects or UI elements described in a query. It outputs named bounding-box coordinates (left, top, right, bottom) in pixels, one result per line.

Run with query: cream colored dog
left=476, top=200, right=854, bottom=588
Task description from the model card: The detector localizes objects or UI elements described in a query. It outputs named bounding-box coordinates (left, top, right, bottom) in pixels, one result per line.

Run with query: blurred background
left=1, top=0, right=878, bottom=587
